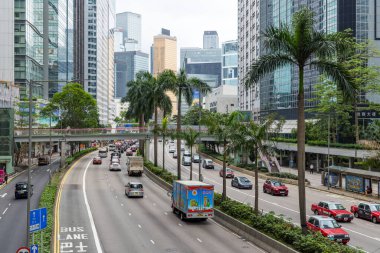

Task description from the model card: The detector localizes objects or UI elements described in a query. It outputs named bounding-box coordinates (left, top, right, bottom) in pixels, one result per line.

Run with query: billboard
left=346, top=175, right=364, bottom=193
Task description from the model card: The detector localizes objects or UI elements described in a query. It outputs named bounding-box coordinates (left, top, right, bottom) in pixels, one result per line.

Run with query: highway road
left=57, top=151, right=265, bottom=253
left=0, top=157, right=60, bottom=253
left=150, top=141, right=380, bottom=253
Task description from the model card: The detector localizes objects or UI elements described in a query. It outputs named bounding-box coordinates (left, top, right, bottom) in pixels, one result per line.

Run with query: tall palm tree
left=238, top=120, right=272, bottom=213
left=122, top=71, right=155, bottom=155
left=203, top=112, right=242, bottom=201
left=245, top=8, right=355, bottom=234
left=169, top=69, right=211, bottom=180
left=181, top=128, right=200, bottom=180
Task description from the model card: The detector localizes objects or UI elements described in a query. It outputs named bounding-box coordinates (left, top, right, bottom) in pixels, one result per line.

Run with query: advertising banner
left=345, top=175, right=364, bottom=193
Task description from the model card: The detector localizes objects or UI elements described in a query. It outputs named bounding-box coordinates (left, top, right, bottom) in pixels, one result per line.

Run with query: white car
left=109, top=163, right=121, bottom=171
left=183, top=150, right=191, bottom=157
left=111, top=157, right=120, bottom=164
left=173, top=151, right=178, bottom=158
left=169, top=146, right=176, bottom=153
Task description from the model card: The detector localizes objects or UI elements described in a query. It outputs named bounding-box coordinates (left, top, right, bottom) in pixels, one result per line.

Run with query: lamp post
left=327, top=112, right=331, bottom=190
left=198, top=92, right=203, bottom=182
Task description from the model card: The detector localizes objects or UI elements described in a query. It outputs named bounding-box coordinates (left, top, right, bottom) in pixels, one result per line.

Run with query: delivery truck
left=126, top=156, right=143, bottom=176
left=171, top=181, right=214, bottom=220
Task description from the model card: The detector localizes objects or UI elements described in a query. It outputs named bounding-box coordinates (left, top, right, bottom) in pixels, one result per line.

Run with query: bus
left=98, top=148, right=108, bottom=158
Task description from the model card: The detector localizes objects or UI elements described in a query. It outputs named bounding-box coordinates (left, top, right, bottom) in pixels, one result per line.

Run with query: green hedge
left=66, top=147, right=97, bottom=165
left=144, top=160, right=177, bottom=184
left=267, top=172, right=310, bottom=183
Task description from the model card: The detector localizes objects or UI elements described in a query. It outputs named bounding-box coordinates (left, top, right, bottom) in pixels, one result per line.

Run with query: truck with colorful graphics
left=171, top=181, right=214, bottom=220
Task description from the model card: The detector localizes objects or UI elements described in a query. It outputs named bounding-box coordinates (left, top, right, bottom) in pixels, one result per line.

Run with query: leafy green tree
left=182, top=106, right=211, bottom=125
left=44, top=83, right=99, bottom=128
left=153, top=117, right=172, bottom=171
left=245, top=8, right=356, bottom=234
left=181, top=128, right=200, bottom=180
left=164, top=69, right=211, bottom=180
left=203, top=112, right=242, bottom=201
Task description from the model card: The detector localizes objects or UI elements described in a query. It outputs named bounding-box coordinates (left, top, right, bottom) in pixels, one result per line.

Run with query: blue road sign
left=31, top=245, right=38, bottom=253
left=29, top=207, right=47, bottom=232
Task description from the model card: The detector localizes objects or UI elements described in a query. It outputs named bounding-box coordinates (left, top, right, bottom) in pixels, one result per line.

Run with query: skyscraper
left=74, top=0, right=115, bottom=125
left=203, top=31, right=219, bottom=49
left=116, top=12, right=142, bottom=51
left=237, top=1, right=261, bottom=120
left=152, top=28, right=177, bottom=115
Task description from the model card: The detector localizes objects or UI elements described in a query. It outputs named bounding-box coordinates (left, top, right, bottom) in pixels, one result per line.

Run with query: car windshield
left=206, top=160, right=213, bottom=164
left=16, top=184, right=27, bottom=190
left=273, top=182, right=283, bottom=186
left=320, top=219, right=340, bottom=229
left=239, top=177, right=250, bottom=183
left=370, top=204, right=380, bottom=211
left=184, top=157, right=191, bottom=161
left=112, top=163, right=120, bottom=167
left=226, top=169, right=233, bottom=172
left=130, top=184, right=143, bottom=189
left=329, top=204, right=345, bottom=210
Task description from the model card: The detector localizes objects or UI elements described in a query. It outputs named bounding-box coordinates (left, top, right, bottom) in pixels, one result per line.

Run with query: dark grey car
left=231, top=177, right=253, bottom=190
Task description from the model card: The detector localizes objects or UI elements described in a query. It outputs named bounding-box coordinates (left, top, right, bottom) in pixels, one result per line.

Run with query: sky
left=115, top=0, right=238, bottom=66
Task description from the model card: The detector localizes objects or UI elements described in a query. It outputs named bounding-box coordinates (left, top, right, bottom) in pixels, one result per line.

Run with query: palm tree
left=169, top=69, right=211, bottom=180
left=203, top=112, right=242, bottom=201
left=238, top=120, right=272, bottom=213
left=153, top=116, right=171, bottom=171
left=245, top=8, right=355, bottom=234
left=181, top=128, right=200, bottom=180
left=122, top=71, right=155, bottom=155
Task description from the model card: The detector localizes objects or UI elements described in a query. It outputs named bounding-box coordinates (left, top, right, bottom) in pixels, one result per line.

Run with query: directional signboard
left=30, top=245, right=38, bottom=253
left=29, top=207, right=47, bottom=233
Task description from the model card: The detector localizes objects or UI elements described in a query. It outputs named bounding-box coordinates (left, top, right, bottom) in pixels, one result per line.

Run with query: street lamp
left=198, top=92, right=203, bottom=182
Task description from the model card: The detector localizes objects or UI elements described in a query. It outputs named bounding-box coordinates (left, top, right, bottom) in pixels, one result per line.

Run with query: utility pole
left=198, top=92, right=203, bottom=182
left=327, top=112, right=331, bottom=190
left=26, top=80, right=33, bottom=246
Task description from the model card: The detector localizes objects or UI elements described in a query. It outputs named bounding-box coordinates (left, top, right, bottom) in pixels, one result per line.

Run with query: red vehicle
left=263, top=180, right=288, bottom=196
left=351, top=203, right=380, bottom=223
left=307, top=215, right=350, bottom=244
left=126, top=149, right=133, bottom=156
left=311, top=201, right=353, bottom=222
left=219, top=168, right=234, bottom=178
left=92, top=156, right=102, bottom=165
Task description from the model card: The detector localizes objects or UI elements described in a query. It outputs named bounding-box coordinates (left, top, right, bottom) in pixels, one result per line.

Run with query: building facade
left=222, top=40, right=238, bottom=86
left=239, top=0, right=380, bottom=121
left=116, top=11, right=141, bottom=51
left=204, top=85, right=238, bottom=113
left=114, top=51, right=149, bottom=98
left=237, top=0, right=261, bottom=121
left=77, top=0, right=115, bottom=125
left=152, top=29, right=178, bottom=115
left=203, top=31, right=219, bottom=49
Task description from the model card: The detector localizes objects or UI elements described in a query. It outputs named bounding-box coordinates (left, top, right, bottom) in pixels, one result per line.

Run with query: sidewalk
left=280, top=166, right=380, bottom=202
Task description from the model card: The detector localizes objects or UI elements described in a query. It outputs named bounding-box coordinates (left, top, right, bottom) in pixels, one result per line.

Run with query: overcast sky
left=115, top=0, right=238, bottom=66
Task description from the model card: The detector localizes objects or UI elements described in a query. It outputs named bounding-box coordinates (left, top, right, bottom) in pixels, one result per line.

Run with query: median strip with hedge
left=144, top=160, right=361, bottom=253
left=32, top=147, right=97, bottom=252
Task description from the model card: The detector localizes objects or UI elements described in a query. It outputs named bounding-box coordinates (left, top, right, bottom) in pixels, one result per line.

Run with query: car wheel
left=263, top=188, right=266, bottom=193
left=314, top=210, right=319, bottom=215
left=372, top=216, right=378, bottom=224
left=271, top=189, right=274, bottom=196
left=180, top=212, right=186, bottom=221
left=354, top=212, right=359, bottom=218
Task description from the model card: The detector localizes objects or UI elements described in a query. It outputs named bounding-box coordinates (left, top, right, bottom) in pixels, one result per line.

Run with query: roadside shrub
left=268, top=172, right=298, bottom=180
left=66, top=147, right=97, bottom=165
left=144, top=160, right=177, bottom=184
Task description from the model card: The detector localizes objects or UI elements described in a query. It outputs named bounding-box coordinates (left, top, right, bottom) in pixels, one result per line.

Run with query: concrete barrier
left=143, top=166, right=299, bottom=253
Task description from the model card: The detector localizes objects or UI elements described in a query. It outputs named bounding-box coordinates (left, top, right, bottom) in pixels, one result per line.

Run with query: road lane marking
left=164, top=212, right=168, bottom=215
left=197, top=238, right=202, bottom=243
left=128, top=212, right=132, bottom=216
left=2, top=208, right=8, bottom=215
left=138, top=224, right=142, bottom=228
left=121, top=203, right=124, bottom=207
left=83, top=160, right=103, bottom=253
left=0, top=193, right=7, bottom=198
left=150, top=240, right=155, bottom=245
left=178, top=223, right=183, bottom=227
left=344, top=228, right=380, bottom=242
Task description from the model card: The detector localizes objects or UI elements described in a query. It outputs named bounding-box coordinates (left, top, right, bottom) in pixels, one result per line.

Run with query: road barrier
left=143, top=166, right=299, bottom=253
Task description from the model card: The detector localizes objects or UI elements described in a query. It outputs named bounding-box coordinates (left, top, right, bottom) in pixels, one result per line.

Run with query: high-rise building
left=237, top=0, right=261, bottom=121
left=114, top=51, right=149, bottom=98
left=116, top=12, right=141, bottom=51
left=152, top=28, right=177, bottom=115
left=222, top=40, right=238, bottom=86
left=239, top=0, right=380, bottom=121
left=74, top=0, right=115, bottom=125
left=203, top=31, right=219, bottom=49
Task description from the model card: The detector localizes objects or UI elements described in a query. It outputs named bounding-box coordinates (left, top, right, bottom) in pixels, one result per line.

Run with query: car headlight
left=344, top=234, right=349, bottom=238
left=327, top=234, right=334, bottom=239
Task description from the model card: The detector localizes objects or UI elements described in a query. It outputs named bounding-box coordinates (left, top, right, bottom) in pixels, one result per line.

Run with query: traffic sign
left=16, top=247, right=30, bottom=253
left=30, top=245, right=38, bottom=253
left=29, top=207, right=47, bottom=232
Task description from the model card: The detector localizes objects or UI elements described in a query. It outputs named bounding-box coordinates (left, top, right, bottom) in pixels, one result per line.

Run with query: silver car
left=125, top=182, right=144, bottom=198
left=109, top=163, right=121, bottom=171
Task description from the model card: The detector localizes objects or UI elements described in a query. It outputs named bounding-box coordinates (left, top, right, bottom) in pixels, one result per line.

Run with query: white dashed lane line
left=150, top=240, right=155, bottom=245
left=2, top=208, right=8, bottom=215
left=197, top=238, right=202, bottom=243
left=138, top=224, right=142, bottom=229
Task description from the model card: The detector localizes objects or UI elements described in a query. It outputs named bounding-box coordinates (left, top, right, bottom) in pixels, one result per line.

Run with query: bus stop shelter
left=322, top=165, right=380, bottom=198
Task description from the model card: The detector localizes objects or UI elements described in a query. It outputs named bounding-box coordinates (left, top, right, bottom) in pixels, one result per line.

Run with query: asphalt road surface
left=151, top=141, right=380, bottom=253
left=57, top=151, right=265, bottom=253
left=0, top=158, right=60, bottom=253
